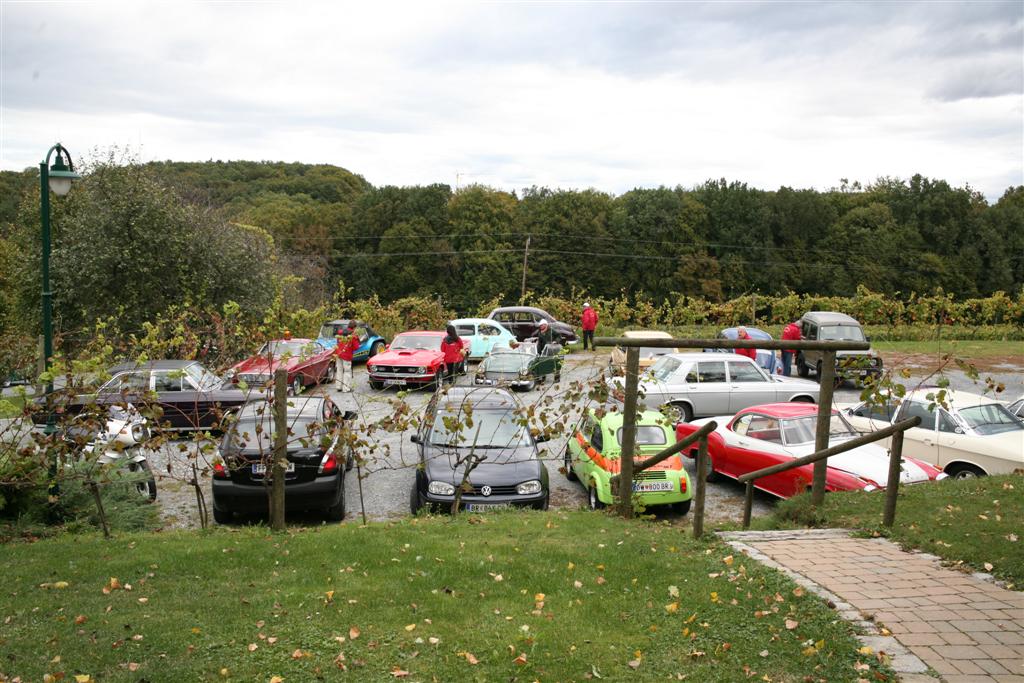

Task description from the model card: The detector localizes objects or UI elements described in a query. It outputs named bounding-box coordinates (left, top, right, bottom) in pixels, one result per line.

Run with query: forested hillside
left=1, top=160, right=1021, bottom=327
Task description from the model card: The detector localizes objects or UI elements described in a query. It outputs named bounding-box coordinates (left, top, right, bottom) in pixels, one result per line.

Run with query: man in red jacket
left=735, top=326, right=757, bottom=361
left=581, top=302, right=598, bottom=351
left=781, top=320, right=802, bottom=376
left=335, top=321, right=360, bottom=392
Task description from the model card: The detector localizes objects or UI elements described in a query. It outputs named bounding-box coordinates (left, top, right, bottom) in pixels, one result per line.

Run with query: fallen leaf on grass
left=247, top=643, right=259, bottom=652
left=428, top=637, right=440, bottom=645
left=665, top=602, right=679, bottom=614
left=349, top=626, right=361, bottom=640
left=269, top=677, right=284, bottom=683
left=785, top=619, right=799, bottom=630
left=668, top=585, right=679, bottom=598
left=459, top=651, right=479, bottom=665
left=627, top=659, right=641, bottom=669
left=513, top=653, right=527, bottom=665
left=404, top=624, right=416, bottom=632
left=390, top=669, right=409, bottom=678
left=74, top=615, right=88, bottom=625
left=984, top=562, right=994, bottom=571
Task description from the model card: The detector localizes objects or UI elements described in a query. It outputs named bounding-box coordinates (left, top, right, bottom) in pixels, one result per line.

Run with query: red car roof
left=735, top=403, right=836, bottom=419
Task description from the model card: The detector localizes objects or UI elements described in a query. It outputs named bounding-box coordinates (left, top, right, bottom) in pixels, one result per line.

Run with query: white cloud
left=2, top=1, right=1021, bottom=200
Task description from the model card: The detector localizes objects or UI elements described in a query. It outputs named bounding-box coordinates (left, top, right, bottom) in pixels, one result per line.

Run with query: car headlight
left=131, top=423, right=149, bottom=442
left=428, top=481, right=455, bottom=496
left=416, top=367, right=427, bottom=375
left=516, top=480, right=543, bottom=495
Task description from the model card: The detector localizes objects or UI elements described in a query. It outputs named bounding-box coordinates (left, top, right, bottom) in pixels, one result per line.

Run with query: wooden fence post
left=617, top=347, right=640, bottom=519
left=742, top=482, right=754, bottom=529
left=692, top=435, right=708, bottom=538
left=270, top=368, right=288, bottom=530
left=811, top=350, right=836, bottom=506
left=883, top=430, right=905, bottom=527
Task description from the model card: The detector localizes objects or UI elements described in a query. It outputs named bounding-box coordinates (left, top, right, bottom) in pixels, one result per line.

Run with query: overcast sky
left=2, top=1, right=1021, bottom=200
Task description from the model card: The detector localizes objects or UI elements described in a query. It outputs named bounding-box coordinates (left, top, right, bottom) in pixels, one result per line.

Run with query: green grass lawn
left=0, top=511, right=893, bottom=682
left=873, top=339, right=1022, bottom=358
left=755, top=475, right=1024, bottom=588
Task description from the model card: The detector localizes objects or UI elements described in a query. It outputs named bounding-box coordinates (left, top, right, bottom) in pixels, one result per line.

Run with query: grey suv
left=796, top=312, right=882, bottom=385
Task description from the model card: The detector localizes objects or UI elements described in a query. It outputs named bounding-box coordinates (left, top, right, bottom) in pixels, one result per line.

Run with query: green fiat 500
left=564, top=409, right=693, bottom=513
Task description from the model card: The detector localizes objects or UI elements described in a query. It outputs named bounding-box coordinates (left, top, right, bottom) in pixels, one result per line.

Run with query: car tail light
left=679, top=477, right=687, bottom=494
left=213, top=461, right=228, bottom=479
left=318, top=451, right=339, bottom=475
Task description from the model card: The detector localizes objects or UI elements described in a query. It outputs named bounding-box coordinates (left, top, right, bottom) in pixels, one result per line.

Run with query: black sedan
left=211, top=395, right=353, bottom=523
left=34, top=360, right=251, bottom=431
left=410, top=386, right=550, bottom=513
left=486, top=306, right=578, bottom=345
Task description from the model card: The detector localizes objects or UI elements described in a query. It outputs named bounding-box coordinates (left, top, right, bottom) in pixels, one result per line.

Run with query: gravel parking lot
left=140, top=351, right=1023, bottom=531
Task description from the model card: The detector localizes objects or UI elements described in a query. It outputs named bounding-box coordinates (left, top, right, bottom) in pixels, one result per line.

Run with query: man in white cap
left=581, top=302, right=598, bottom=351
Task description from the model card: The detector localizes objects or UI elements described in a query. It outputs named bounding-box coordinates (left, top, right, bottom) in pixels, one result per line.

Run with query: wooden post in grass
left=883, top=430, right=905, bottom=527
left=811, top=350, right=836, bottom=506
left=742, top=482, right=755, bottom=529
left=693, top=435, right=709, bottom=539
left=270, top=368, right=288, bottom=531
left=617, top=347, right=640, bottom=519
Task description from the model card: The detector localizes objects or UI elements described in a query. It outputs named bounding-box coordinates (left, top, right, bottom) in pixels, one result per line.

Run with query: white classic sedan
left=844, top=389, right=1024, bottom=478
left=607, top=352, right=820, bottom=422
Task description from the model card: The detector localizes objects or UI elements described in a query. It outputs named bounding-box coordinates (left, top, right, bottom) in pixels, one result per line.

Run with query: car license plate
left=252, top=462, right=295, bottom=475
left=466, top=503, right=511, bottom=512
left=385, top=379, right=406, bottom=386
left=633, top=481, right=673, bottom=492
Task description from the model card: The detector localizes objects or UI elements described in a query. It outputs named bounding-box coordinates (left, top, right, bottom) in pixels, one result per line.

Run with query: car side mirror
left=410, top=434, right=420, bottom=444
left=954, top=427, right=964, bottom=434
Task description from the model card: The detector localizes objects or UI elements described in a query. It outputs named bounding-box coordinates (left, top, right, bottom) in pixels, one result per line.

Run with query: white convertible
left=844, top=389, right=1024, bottom=478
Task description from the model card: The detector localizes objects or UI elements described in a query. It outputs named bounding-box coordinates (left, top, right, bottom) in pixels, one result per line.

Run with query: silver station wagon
left=608, top=352, right=821, bottom=422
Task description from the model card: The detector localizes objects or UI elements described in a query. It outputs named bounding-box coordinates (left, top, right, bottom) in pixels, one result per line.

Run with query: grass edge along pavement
left=751, top=474, right=1024, bottom=588
left=0, top=511, right=895, bottom=682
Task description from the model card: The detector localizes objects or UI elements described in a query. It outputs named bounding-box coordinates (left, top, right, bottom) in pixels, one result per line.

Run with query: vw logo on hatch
left=481, top=485, right=492, bottom=497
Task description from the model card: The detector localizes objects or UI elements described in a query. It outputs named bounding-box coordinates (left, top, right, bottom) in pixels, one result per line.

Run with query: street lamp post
left=39, top=143, right=81, bottom=436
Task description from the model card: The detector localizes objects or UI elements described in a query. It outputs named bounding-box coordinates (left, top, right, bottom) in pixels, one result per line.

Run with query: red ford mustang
left=229, top=338, right=335, bottom=395
left=366, top=331, right=446, bottom=390
left=674, top=403, right=944, bottom=498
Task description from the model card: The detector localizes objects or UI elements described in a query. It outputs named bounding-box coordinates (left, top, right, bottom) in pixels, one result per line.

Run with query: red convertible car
left=675, top=403, right=944, bottom=498
left=229, top=338, right=335, bottom=395
left=366, top=331, right=446, bottom=390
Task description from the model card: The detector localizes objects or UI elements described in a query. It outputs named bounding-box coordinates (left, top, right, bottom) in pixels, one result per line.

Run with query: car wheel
left=291, top=377, right=303, bottom=396
left=563, top=445, right=578, bottom=481
left=667, top=402, right=694, bottom=423
left=325, top=363, right=336, bottom=385
left=212, top=505, right=232, bottom=525
left=129, top=460, right=157, bottom=501
left=370, top=341, right=385, bottom=358
left=692, top=449, right=722, bottom=483
left=946, top=464, right=985, bottom=480
left=673, top=499, right=692, bottom=515
left=325, top=486, right=345, bottom=521
left=588, top=482, right=605, bottom=510
left=797, top=354, right=810, bottom=378
left=410, top=483, right=423, bottom=515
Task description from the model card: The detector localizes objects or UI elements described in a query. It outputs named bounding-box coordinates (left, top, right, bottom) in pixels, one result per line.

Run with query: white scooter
left=64, top=404, right=156, bottom=501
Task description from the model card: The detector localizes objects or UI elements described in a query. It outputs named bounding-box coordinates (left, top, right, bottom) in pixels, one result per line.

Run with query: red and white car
left=229, top=338, right=335, bottom=396
left=675, top=403, right=945, bottom=498
left=366, top=331, right=446, bottom=390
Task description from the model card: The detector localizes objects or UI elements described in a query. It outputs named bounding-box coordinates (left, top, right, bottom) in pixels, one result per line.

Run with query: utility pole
left=520, top=235, right=531, bottom=302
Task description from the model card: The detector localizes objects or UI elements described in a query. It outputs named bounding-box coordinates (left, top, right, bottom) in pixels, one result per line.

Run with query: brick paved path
left=721, top=530, right=1024, bottom=683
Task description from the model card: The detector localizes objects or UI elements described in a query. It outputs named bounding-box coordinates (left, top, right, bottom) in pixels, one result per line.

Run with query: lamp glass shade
left=48, top=176, right=73, bottom=196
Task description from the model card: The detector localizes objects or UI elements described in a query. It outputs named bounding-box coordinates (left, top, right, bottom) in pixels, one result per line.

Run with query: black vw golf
left=410, top=387, right=550, bottom=513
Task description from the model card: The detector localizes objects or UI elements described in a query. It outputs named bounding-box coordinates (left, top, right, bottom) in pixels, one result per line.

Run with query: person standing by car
left=441, top=324, right=468, bottom=384
left=536, top=320, right=555, bottom=355
left=581, top=303, right=598, bottom=351
left=735, top=326, right=757, bottom=361
left=781, top=320, right=801, bottom=377
left=335, top=321, right=359, bottom=392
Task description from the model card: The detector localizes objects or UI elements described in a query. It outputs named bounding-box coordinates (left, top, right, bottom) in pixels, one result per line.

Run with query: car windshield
left=484, top=354, right=529, bottom=372
left=616, top=425, right=668, bottom=446
left=391, top=334, right=442, bottom=351
left=782, top=413, right=858, bottom=445
left=317, top=323, right=342, bottom=339
left=639, top=347, right=674, bottom=360
left=649, top=357, right=681, bottom=382
left=185, top=363, right=221, bottom=390
left=258, top=340, right=317, bottom=358
left=956, top=404, right=1024, bottom=435
left=228, top=416, right=318, bottom=451
left=430, top=407, right=531, bottom=448
left=818, top=324, right=865, bottom=342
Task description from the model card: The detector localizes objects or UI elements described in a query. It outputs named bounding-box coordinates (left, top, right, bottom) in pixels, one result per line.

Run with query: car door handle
left=923, top=438, right=934, bottom=446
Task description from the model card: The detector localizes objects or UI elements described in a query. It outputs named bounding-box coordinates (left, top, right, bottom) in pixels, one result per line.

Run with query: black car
left=211, top=395, right=353, bottom=523
left=410, top=387, right=550, bottom=513
left=33, top=360, right=250, bottom=431
left=486, top=306, right=578, bottom=345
